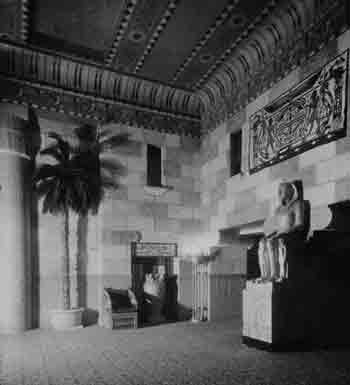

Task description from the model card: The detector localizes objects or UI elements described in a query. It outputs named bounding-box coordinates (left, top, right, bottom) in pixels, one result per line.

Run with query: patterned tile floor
left=1, top=318, right=350, bottom=385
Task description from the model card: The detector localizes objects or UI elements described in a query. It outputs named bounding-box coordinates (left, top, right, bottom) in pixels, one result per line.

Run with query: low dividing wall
left=209, top=274, right=245, bottom=321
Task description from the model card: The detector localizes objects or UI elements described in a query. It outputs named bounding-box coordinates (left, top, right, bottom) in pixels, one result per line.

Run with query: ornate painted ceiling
left=27, top=0, right=275, bottom=89
left=0, top=0, right=348, bottom=136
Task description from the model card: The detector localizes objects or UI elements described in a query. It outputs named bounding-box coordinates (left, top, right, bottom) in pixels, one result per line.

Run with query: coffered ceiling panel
left=174, top=0, right=274, bottom=89
left=135, top=0, right=229, bottom=85
left=0, top=0, right=19, bottom=39
left=30, top=0, right=125, bottom=62
left=110, top=0, right=174, bottom=74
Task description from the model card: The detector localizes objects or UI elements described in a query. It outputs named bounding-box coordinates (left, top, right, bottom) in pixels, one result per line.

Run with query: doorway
left=131, top=242, right=178, bottom=325
left=132, top=256, right=173, bottom=299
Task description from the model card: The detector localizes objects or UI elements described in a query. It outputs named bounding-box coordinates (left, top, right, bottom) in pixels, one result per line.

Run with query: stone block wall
left=0, top=103, right=202, bottom=328
left=208, top=245, right=246, bottom=321
left=3, top=29, right=350, bottom=330
left=197, top=29, right=350, bottom=321
left=98, top=126, right=201, bottom=324
left=35, top=115, right=201, bottom=327
left=199, top=29, right=350, bottom=251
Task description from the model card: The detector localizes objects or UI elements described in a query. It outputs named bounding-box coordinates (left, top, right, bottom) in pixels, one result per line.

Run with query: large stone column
left=0, top=110, right=33, bottom=334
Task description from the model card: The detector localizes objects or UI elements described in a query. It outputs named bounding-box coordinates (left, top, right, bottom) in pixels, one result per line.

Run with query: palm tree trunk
left=75, top=213, right=88, bottom=308
left=61, top=205, right=71, bottom=310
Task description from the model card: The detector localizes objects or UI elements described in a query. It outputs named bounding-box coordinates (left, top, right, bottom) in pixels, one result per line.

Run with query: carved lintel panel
left=132, top=242, right=177, bottom=258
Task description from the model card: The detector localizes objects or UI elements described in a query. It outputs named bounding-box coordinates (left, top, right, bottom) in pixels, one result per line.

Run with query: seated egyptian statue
left=257, top=180, right=309, bottom=282
left=143, top=272, right=165, bottom=298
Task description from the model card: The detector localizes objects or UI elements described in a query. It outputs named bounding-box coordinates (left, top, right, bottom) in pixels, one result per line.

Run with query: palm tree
left=71, top=123, right=129, bottom=307
left=34, top=124, right=129, bottom=313
left=72, top=123, right=129, bottom=214
left=34, top=133, right=90, bottom=310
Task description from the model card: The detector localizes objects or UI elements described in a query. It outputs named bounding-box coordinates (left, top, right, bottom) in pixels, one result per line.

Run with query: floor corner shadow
left=177, top=304, right=192, bottom=322
left=83, top=308, right=99, bottom=326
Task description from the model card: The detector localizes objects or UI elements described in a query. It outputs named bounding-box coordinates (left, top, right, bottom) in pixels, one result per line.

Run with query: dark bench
left=100, top=288, right=138, bottom=329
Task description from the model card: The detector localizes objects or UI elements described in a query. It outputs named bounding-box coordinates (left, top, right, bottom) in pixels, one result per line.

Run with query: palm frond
left=99, top=132, right=130, bottom=151
left=42, top=192, right=54, bottom=214
left=33, top=164, right=62, bottom=183
left=40, top=145, right=68, bottom=164
left=100, top=158, right=126, bottom=177
left=96, top=127, right=113, bottom=140
left=47, top=132, right=71, bottom=161
left=71, top=149, right=99, bottom=168
left=45, top=122, right=131, bottom=215
left=42, top=179, right=62, bottom=214
left=74, top=124, right=97, bottom=143
left=100, top=174, right=120, bottom=190
left=35, top=178, right=55, bottom=199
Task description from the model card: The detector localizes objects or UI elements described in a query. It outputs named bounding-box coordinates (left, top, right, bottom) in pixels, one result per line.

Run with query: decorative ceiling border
left=193, top=0, right=278, bottom=90
left=171, top=0, right=238, bottom=84
left=0, top=39, right=201, bottom=120
left=198, top=0, right=349, bottom=133
left=133, top=0, right=178, bottom=74
left=0, top=76, right=201, bottom=137
left=20, top=0, right=30, bottom=42
left=105, top=0, right=139, bottom=67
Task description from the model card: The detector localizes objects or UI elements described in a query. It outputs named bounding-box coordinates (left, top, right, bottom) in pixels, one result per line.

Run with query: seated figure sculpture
left=143, top=271, right=166, bottom=323
left=257, top=181, right=308, bottom=282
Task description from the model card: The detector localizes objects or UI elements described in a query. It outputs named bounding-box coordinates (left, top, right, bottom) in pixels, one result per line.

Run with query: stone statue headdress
left=279, top=181, right=300, bottom=207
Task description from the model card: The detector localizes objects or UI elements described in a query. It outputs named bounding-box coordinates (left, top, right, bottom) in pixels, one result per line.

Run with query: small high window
left=147, top=144, right=162, bottom=186
left=230, top=130, right=242, bottom=176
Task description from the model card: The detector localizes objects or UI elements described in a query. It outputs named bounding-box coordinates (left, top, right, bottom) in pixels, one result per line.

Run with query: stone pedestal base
left=243, top=281, right=312, bottom=350
left=243, top=281, right=273, bottom=344
left=243, top=280, right=350, bottom=350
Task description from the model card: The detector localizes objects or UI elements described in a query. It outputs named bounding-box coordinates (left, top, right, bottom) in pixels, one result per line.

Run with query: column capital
left=0, top=112, right=39, bottom=159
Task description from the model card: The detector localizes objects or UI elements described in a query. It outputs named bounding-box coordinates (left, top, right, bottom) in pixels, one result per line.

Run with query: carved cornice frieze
left=0, top=76, right=201, bottom=137
left=198, top=0, right=349, bottom=133
left=0, top=39, right=201, bottom=136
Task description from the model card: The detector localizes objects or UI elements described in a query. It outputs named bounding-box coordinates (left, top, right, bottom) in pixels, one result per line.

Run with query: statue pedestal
left=242, top=281, right=310, bottom=350
left=243, top=281, right=273, bottom=345
left=243, top=279, right=350, bottom=350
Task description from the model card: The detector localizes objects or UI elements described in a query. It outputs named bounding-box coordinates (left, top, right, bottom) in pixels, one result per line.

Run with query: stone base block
left=243, top=281, right=273, bottom=344
left=243, top=281, right=310, bottom=349
left=243, top=280, right=350, bottom=350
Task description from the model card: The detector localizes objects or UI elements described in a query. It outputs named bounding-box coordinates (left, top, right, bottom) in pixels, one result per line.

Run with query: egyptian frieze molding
left=199, top=0, right=349, bottom=133
left=0, top=40, right=201, bottom=137
left=0, top=77, right=201, bottom=137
